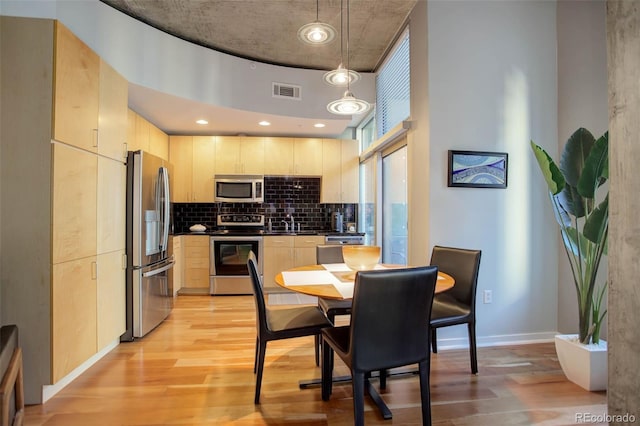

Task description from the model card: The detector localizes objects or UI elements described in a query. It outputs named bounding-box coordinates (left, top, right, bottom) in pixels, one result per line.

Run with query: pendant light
left=323, top=0, right=360, bottom=87
left=327, top=0, right=370, bottom=115
left=298, top=0, right=336, bottom=45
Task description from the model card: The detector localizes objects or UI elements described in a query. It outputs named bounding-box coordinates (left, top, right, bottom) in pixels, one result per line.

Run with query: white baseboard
left=434, top=331, right=557, bottom=351
left=42, top=339, right=119, bottom=403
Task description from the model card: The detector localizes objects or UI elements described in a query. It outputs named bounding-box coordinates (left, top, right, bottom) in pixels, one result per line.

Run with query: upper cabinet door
left=52, top=143, right=97, bottom=264
left=192, top=136, right=216, bottom=202
left=215, top=136, right=241, bottom=174
left=169, top=136, right=194, bottom=202
left=53, top=22, right=100, bottom=152
left=294, top=138, right=323, bottom=176
left=241, top=137, right=264, bottom=175
left=264, top=137, right=294, bottom=175
left=98, top=60, right=128, bottom=162
left=321, top=138, right=342, bottom=203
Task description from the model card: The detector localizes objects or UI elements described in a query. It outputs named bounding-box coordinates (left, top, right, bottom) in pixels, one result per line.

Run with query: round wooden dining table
left=274, top=264, right=455, bottom=299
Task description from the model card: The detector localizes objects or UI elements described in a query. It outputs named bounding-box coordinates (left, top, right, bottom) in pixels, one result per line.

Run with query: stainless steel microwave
left=214, top=175, right=264, bottom=203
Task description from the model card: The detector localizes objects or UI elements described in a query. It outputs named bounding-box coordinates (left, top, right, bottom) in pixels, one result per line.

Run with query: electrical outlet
left=483, top=290, right=493, bottom=304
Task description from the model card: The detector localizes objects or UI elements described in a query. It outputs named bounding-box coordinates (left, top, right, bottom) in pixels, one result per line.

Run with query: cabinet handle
left=92, top=128, right=99, bottom=148
left=91, top=261, right=98, bottom=280
left=123, top=142, right=128, bottom=159
left=122, top=253, right=127, bottom=270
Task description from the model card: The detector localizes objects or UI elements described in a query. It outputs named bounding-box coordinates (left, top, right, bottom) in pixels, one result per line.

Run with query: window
left=375, top=28, right=410, bottom=138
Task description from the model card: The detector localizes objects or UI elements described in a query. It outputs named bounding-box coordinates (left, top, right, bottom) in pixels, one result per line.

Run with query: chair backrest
left=316, top=245, right=344, bottom=264
left=247, top=251, right=267, bottom=334
left=348, top=266, right=438, bottom=372
left=430, top=246, right=481, bottom=309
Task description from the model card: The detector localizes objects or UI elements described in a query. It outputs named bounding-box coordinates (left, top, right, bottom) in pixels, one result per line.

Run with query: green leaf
left=558, top=183, right=585, bottom=218
left=530, top=141, right=565, bottom=195
left=560, top=128, right=595, bottom=187
left=578, top=132, right=608, bottom=198
left=562, top=226, right=591, bottom=259
left=584, top=195, right=608, bottom=244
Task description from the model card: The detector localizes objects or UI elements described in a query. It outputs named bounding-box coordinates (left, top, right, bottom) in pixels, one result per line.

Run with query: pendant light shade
left=298, top=0, right=336, bottom=45
left=327, top=0, right=370, bottom=115
left=323, top=63, right=360, bottom=86
left=327, top=90, right=370, bottom=115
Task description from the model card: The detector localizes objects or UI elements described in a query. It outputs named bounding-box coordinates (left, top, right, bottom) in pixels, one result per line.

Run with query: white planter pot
left=554, top=334, right=607, bottom=391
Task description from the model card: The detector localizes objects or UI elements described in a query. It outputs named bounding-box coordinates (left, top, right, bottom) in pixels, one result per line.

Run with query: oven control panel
left=217, top=214, right=265, bottom=226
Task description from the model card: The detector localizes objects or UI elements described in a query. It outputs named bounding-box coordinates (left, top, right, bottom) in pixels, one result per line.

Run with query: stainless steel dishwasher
left=324, top=234, right=365, bottom=245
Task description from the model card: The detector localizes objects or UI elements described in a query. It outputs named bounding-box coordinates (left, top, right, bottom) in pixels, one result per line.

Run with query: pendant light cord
left=346, top=0, right=351, bottom=92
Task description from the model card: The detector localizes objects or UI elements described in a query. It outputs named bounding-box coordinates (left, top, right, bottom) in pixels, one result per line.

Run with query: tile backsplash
left=172, top=177, right=357, bottom=233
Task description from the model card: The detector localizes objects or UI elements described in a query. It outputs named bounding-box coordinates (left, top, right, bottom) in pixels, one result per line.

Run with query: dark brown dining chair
left=316, top=245, right=352, bottom=323
left=247, top=251, right=333, bottom=404
left=321, top=266, right=438, bottom=426
left=429, top=245, right=482, bottom=374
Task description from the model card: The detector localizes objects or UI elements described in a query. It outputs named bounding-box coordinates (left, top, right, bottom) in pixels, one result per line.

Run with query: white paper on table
left=321, top=263, right=351, bottom=272
left=281, top=270, right=343, bottom=287
left=334, top=282, right=354, bottom=299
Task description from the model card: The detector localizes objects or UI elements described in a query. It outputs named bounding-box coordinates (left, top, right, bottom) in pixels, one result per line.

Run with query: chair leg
left=314, top=334, right=320, bottom=366
left=253, top=336, right=259, bottom=374
left=352, top=371, right=366, bottom=426
left=431, top=327, right=438, bottom=353
left=379, top=369, right=387, bottom=390
left=254, top=340, right=267, bottom=404
left=418, top=359, right=432, bottom=426
left=468, top=322, right=478, bottom=374
left=321, top=339, right=333, bottom=401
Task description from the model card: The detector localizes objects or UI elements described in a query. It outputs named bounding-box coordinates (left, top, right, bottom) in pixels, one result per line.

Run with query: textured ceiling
left=99, top=0, right=417, bottom=72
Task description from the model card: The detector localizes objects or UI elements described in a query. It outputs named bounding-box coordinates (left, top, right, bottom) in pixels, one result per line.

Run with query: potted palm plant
left=530, top=127, right=608, bottom=391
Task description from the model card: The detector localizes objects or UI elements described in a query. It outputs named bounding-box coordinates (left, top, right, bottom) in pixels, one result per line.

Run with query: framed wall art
left=448, top=150, right=508, bottom=188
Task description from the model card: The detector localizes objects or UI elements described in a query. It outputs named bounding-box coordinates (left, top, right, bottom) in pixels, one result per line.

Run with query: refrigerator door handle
left=160, top=166, right=170, bottom=253
left=142, top=258, right=175, bottom=278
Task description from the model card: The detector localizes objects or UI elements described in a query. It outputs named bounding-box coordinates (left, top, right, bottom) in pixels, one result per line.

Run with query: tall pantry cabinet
left=0, top=17, right=127, bottom=403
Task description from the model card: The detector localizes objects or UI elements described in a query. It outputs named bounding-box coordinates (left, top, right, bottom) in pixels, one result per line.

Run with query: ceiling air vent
left=272, top=82, right=302, bottom=100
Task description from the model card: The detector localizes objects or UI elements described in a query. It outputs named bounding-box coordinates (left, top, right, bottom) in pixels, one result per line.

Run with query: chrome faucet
left=281, top=220, right=289, bottom=232
left=290, top=215, right=295, bottom=231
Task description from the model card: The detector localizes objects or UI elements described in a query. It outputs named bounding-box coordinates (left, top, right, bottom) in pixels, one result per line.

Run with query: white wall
left=556, top=0, right=608, bottom=335
left=426, top=0, right=560, bottom=347
left=0, top=0, right=374, bottom=122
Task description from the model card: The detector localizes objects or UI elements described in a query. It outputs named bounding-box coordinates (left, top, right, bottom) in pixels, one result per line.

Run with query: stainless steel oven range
left=209, top=214, right=264, bottom=295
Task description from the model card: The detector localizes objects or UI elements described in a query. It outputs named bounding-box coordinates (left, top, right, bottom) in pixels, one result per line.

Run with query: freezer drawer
left=132, top=259, right=174, bottom=338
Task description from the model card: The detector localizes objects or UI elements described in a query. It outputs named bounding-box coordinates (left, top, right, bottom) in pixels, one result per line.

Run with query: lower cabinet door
left=52, top=256, right=97, bottom=383
left=97, top=249, right=126, bottom=350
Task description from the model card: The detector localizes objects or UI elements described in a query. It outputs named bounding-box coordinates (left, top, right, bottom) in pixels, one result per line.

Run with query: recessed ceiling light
left=314, top=123, right=326, bottom=128
left=259, top=121, right=271, bottom=126
left=196, top=119, right=208, bottom=125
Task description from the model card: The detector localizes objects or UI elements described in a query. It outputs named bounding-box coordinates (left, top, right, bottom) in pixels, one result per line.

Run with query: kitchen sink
left=263, top=230, right=318, bottom=236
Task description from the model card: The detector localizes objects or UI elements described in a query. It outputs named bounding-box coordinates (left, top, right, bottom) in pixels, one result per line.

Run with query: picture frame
left=448, top=150, right=508, bottom=188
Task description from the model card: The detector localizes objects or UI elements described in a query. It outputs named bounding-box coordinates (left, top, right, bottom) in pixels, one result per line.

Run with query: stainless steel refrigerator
left=121, top=150, right=174, bottom=341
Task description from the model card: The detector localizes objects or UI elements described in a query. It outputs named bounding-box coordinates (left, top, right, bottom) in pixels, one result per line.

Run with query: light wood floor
left=25, top=295, right=606, bottom=425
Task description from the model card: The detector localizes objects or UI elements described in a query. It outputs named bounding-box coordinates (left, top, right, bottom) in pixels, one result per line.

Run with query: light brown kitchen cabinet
left=149, top=122, right=169, bottom=160
left=53, top=21, right=100, bottom=152
left=192, top=136, right=216, bottom=201
left=52, top=143, right=97, bottom=264
left=294, top=138, right=323, bottom=176
left=264, top=137, right=294, bottom=175
left=216, top=136, right=264, bottom=175
left=96, top=249, right=126, bottom=351
left=262, top=235, right=325, bottom=292
left=169, top=136, right=216, bottom=202
left=98, top=60, right=128, bottom=161
left=97, top=156, right=126, bottom=254
left=1, top=17, right=129, bottom=403
left=321, top=138, right=359, bottom=203
left=52, top=257, right=98, bottom=383
left=182, top=235, right=210, bottom=290
left=169, top=136, right=193, bottom=202
left=263, top=236, right=295, bottom=291
left=170, top=236, right=184, bottom=295
left=134, top=113, right=150, bottom=152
